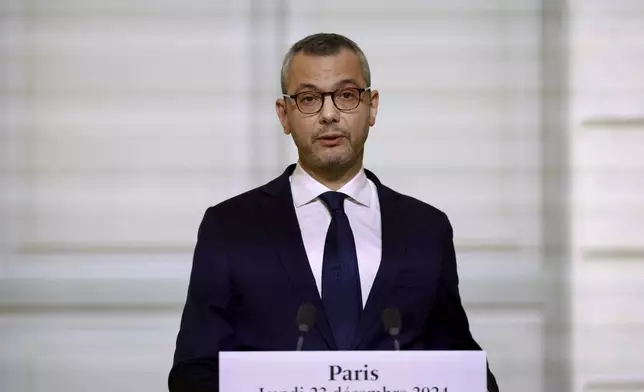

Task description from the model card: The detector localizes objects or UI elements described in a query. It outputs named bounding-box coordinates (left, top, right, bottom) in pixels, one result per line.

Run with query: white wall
left=1, top=2, right=259, bottom=391
left=569, top=1, right=644, bottom=391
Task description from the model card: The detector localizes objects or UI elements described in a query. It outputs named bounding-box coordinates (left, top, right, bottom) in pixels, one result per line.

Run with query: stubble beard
left=299, top=124, right=369, bottom=173
left=312, top=142, right=352, bottom=166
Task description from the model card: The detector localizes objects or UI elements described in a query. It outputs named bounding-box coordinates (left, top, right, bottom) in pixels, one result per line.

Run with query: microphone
left=295, top=302, right=316, bottom=351
left=382, top=307, right=401, bottom=351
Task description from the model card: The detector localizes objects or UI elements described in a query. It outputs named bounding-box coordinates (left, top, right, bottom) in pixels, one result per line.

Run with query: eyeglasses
left=283, top=87, right=371, bottom=114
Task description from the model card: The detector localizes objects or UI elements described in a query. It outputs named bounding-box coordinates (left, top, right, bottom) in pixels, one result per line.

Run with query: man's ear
left=275, top=98, right=291, bottom=135
left=368, top=89, right=379, bottom=127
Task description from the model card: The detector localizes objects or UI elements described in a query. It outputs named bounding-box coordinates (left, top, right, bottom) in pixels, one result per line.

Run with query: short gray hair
left=280, top=33, right=371, bottom=94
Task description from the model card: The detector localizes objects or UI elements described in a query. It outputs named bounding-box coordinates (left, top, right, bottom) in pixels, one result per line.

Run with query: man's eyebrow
left=291, top=83, right=320, bottom=94
left=290, top=79, right=364, bottom=94
left=333, top=78, right=361, bottom=89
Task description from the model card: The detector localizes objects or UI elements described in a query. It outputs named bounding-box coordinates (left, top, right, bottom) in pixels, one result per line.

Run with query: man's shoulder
left=205, top=183, right=268, bottom=218
left=380, top=182, right=450, bottom=225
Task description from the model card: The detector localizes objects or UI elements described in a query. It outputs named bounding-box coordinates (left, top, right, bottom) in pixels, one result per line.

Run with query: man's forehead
left=287, top=49, right=365, bottom=90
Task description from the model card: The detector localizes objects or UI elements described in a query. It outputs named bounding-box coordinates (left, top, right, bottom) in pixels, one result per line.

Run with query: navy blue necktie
left=318, top=191, right=362, bottom=350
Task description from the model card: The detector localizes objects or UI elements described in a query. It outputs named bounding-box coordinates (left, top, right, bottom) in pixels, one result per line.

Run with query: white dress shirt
left=289, top=163, right=382, bottom=308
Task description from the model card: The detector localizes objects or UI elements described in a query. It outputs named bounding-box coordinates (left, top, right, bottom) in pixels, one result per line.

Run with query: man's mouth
left=316, top=133, right=345, bottom=146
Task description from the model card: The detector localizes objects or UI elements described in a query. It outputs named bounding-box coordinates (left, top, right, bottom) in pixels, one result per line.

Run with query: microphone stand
left=296, top=331, right=306, bottom=351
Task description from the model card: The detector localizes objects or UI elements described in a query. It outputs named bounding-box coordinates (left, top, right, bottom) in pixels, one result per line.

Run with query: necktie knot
left=318, top=191, right=349, bottom=212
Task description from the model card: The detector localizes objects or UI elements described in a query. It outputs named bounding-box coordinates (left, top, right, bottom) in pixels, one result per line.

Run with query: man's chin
left=314, top=153, right=351, bottom=167
left=314, top=160, right=360, bottom=175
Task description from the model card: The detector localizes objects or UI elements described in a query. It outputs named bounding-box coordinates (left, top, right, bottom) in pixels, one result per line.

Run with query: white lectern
left=220, top=351, right=487, bottom=392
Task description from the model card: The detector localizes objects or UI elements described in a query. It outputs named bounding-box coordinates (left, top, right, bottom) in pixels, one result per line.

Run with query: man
left=169, top=33, right=499, bottom=392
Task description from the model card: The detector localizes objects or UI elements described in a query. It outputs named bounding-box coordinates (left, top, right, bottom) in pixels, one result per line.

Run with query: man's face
left=276, top=49, right=379, bottom=172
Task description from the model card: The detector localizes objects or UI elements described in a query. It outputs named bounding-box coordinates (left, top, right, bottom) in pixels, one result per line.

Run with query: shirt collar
left=290, top=162, right=372, bottom=208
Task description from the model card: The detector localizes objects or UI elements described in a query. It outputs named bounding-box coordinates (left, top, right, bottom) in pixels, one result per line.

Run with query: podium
left=219, top=351, right=487, bottom=392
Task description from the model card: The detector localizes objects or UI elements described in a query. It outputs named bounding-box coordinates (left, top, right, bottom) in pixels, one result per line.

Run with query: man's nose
left=319, top=94, right=340, bottom=124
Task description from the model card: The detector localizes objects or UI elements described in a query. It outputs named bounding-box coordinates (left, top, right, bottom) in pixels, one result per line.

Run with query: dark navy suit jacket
left=169, top=165, right=499, bottom=392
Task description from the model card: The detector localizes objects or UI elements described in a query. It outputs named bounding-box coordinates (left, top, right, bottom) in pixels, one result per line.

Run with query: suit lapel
left=352, top=170, right=407, bottom=349
left=259, top=164, right=337, bottom=349
left=258, top=165, right=407, bottom=350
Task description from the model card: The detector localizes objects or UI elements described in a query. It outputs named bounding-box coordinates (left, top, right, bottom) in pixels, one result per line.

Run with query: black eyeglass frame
left=282, top=87, right=372, bottom=114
